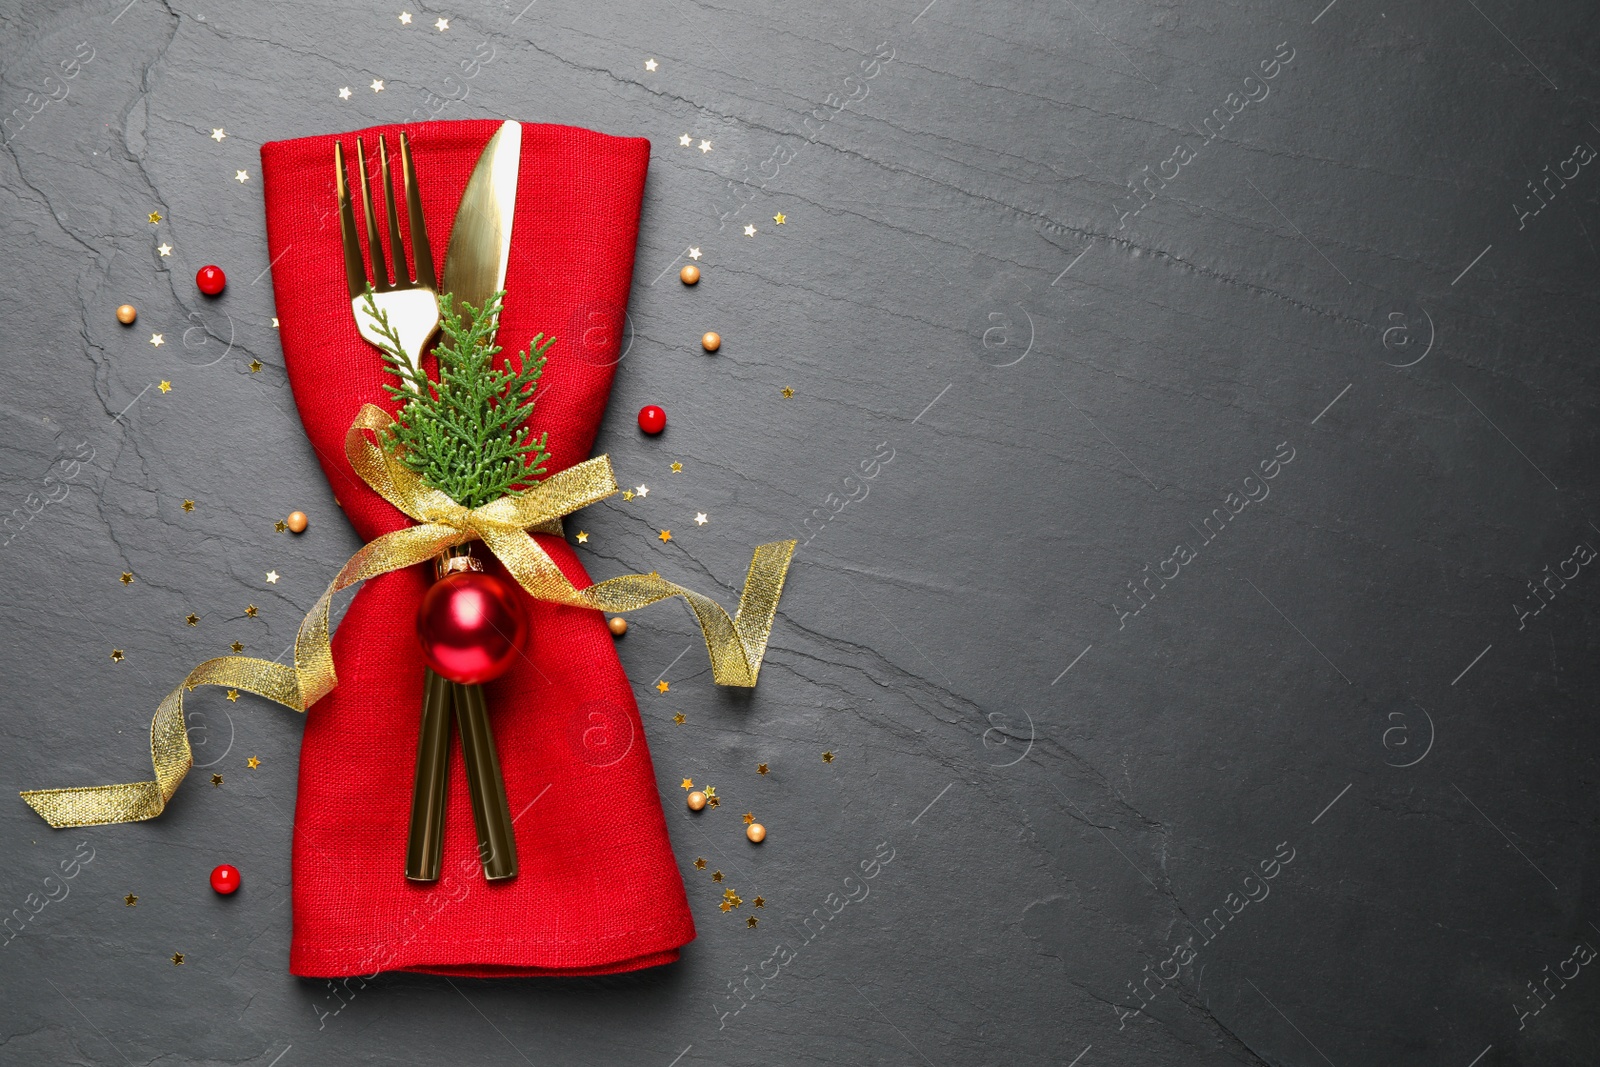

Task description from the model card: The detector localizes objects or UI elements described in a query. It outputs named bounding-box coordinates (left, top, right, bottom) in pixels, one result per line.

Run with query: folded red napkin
left=259, top=120, right=694, bottom=977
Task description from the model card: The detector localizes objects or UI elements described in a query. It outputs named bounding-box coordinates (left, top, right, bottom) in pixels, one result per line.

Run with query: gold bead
left=115, top=304, right=137, bottom=325
left=746, top=822, right=766, bottom=843
left=285, top=510, right=309, bottom=534
left=608, top=616, right=628, bottom=636
left=679, top=264, right=700, bottom=285
left=701, top=331, right=721, bottom=353
left=687, top=790, right=707, bottom=812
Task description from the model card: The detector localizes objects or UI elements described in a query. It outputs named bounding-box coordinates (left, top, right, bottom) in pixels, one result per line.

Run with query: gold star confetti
left=234, top=169, right=249, bottom=183
left=822, top=750, right=834, bottom=763
left=688, top=247, right=702, bottom=260
left=774, top=212, right=786, bottom=225
left=434, top=17, right=449, bottom=30
left=247, top=756, right=260, bottom=769
left=753, top=896, right=765, bottom=908
left=226, top=689, right=239, bottom=702
left=211, top=128, right=226, bottom=142
left=656, top=679, right=670, bottom=693
left=781, top=387, right=794, bottom=398
left=757, top=763, right=768, bottom=775
left=694, top=857, right=707, bottom=869
left=230, top=641, right=244, bottom=654
left=371, top=79, right=385, bottom=92
left=185, top=613, right=199, bottom=626
left=723, top=887, right=737, bottom=901
left=743, top=224, right=757, bottom=237
left=644, top=58, right=658, bottom=72
left=110, top=649, right=124, bottom=662
left=698, top=139, right=713, bottom=154
left=398, top=10, right=412, bottom=23
left=182, top=499, right=195, bottom=512
left=148, top=211, right=162, bottom=224
left=673, top=712, right=686, bottom=725
left=742, top=812, right=755, bottom=825
left=712, top=870, right=723, bottom=883
left=249, top=359, right=263, bottom=373
left=245, top=604, right=258, bottom=617
left=576, top=530, right=589, bottom=543
left=124, top=894, right=138, bottom=906
left=681, top=779, right=696, bottom=791
left=658, top=529, right=672, bottom=543
left=670, top=462, right=683, bottom=473
left=158, top=380, right=172, bottom=393
left=120, top=572, right=134, bottom=585
left=747, top=916, right=759, bottom=928
left=730, top=894, right=743, bottom=908
left=210, top=773, right=223, bottom=787
left=678, top=133, right=692, bottom=147
left=707, top=794, right=720, bottom=808
left=622, top=490, right=634, bottom=501
left=338, top=86, right=352, bottom=100
left=274, top=519, right=288, bottom=532
left=719, top=900, right=732, bottom=913
left=157, top=243, right=172, bottom=257
left=704, top=786, right=717, bottom=799
left=695, top=512, right=708, bottom=526
left=171, top=953, right=184, bottom=965
left=150, top=333, right=164, bottom=347
left=636, top=484, right=649, bottom=497
left=265, top=570, right=279, bottom=584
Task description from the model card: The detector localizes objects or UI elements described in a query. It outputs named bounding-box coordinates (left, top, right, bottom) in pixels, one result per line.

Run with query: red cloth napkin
left=259, top=120, right=694, bottom=978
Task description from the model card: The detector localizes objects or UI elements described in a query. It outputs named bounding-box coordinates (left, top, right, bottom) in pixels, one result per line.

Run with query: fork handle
left=404, top=668, right=454, bottom=882
left=452, top=681, right=518, bottom=881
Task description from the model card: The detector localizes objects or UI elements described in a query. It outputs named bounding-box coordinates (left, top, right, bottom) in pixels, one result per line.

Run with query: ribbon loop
left=22, top=405, right=795, bottom=829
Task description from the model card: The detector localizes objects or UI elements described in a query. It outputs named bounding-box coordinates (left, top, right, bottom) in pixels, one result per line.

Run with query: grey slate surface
left=2, top=0, right=1599, bottom=1064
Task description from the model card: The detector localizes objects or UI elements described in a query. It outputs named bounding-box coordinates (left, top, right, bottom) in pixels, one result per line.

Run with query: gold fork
left=335, top=134, right=439, bottom=386
left=335, top=133, right=454, bottom=883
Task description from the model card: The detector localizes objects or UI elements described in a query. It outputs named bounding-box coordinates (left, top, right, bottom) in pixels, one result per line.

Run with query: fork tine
left=377, top=136, right=409, bottom=286
left=398, top=132, right=436, bottom=289
left=355, top=138, right=391, bottom=292
left=334, top=142, right=367, bottom=300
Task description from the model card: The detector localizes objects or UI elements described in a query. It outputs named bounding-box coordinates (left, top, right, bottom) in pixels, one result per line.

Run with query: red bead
left=196, top=265, right=226, bottom=296
left=637, top=405, right=666, bottom=435
left=415, top=571, right=529, bottom=684
left=210, top=864, right=241, bottom=895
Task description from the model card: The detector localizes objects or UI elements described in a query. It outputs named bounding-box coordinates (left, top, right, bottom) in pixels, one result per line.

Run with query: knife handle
left=452, top=681, right=518, bottom=881
left=404, top=668, right=454, bottom=882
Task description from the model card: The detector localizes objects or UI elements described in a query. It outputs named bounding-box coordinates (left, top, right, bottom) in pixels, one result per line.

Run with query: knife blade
left=441, top=119, right=521, bottom=328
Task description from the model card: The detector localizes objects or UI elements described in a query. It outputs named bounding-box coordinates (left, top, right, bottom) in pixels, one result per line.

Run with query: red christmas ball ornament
left=415, top=571, right=529, bottom=684
left=637, top=404, right=666, bottom=435
left=196, top=265, right=226, bottom=295
left=210, top=864, right=241, bottom=895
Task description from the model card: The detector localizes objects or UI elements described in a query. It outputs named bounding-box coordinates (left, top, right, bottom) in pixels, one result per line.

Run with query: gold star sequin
left=210, top=773, right=223, bottom=787
left=694, top=857, right=707, bottom=869
left=742, top=812, right=755, bottom=825
left=434, top=16, right=449, bottom=30
left=729, top=894, right=743, bottom=908
left=743, top=224, right=757, bottom=237
left=705, top=786, right=717, bottom=799
left=249, top=359, right=263, bottom=373
left=211, top=128, right=226, bottom=142
left=148, top=211, right=162, bottom=224
left=656, top=679, right=669, bottom=693
left=150, top=333, right=164, bottom=347
left=171, top=953, right=184, bottom=965
left=265, top=570, right=279, bottom=584
left=822, top=751, right=834, bottom=763
left=681, top=778, right=695, bottom=790
left=753, top=896, right=765, bottom=908
left=719, top=900, right=732, bottom=913
left=678, top=133, right=692, bottom=147
left=774, top=212, right=786, bottom=225
left=695, top=512, right=708, bottom=525
left=338, top=86, right=352, bottom=100
left=230, top=641, right=244, bottom=654
left=226, top=689, right=239, bottom=702
left=723, top=887, right=737, bottom=901
left=110, top=649, right=124, bottom=662
left=688, top=247, right=702, bottom=260
left=247, top=756, right=260, bottom=769
left=234, top=169, right=249, bottom=184
left=576, top=530, right=589, bottom=543
left=658, top=529, right=672, bottom=543
left=398, top=10, right=412, bottom=23
left=124, top=894, right=138, bottom=906
left=371, top=79, right=385, bottom=92
left=644, top=58, right=658, bottom=71
left=622, top=490, right=634, bottom=501
left=757, top=763, right=768, bottom=775
left=157, top=243, right=172, bottom=257
left=673, top=712, right=686, bottom=725
left=274, top=519, right=288, bottom=532
left=670, top=462, right=683, bottom=473
left=245, top=604, right=258, bottom=617
left=182, top=499, right=195, bottom=512
left=781, top=387, right=794, bottom=398
left=185, top=613, right=199, bottom=626
left=707, top=794, right=720, bottom=808
left=712, top=871, right=723, bottom=883
left=747, top=916, right=759, bottom=928
left=698, top=139, right=713, bottom=154
left=121, top=572, right=134, bottom=585
left=158, top=380, right=172, bottom=393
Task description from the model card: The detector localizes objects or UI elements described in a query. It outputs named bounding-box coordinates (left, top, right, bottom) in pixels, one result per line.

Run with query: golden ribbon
left=21, top=404, right=796, bottom=829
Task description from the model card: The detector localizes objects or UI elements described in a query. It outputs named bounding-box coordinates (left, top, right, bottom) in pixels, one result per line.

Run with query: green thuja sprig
left=361, top=288, right=554, bottom=509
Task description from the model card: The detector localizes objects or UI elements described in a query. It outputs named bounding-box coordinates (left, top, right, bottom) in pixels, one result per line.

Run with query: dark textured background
left=2, top=0, right=1598, bottom=1063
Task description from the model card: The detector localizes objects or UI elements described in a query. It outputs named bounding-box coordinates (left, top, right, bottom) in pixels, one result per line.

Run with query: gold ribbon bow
left=21, top=404, right=795, bottom=829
